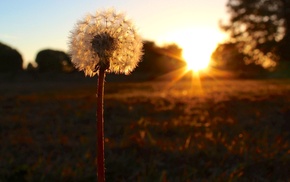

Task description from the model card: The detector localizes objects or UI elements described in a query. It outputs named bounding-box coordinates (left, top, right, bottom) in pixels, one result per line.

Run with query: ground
left=0, top=78, right=290, bottom=181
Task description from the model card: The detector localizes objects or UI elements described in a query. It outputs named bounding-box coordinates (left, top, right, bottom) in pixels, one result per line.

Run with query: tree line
left=1, top=0, right=290, bottom=78
left=211, top=0, right=290, bottom=78
left=0, top=41, right=184, bottom=77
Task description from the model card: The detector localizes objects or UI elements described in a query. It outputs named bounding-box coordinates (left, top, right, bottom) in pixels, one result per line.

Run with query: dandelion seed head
left=68, top=8, right=143, bottom=76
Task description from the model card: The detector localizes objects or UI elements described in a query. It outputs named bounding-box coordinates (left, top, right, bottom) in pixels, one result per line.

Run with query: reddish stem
left=97, top=66, right=106, bottom=182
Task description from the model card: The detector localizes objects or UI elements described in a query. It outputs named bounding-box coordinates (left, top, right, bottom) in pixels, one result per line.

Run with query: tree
left=134, top=41, right=159, bottom=73
left=134, top=41, right=185, bottom=76
left=211, top=42, right=268, bottom=78
left=35, top=49, right=73, bottom=72
left=222, top=0, right=290, bottom=64
left=211, top=43, right=246, bottom=70
left=0, top=42, right=23, bottom=72
left=278, top=0, right=290, bottom=61
left=159, top=43, right=183, bottom=59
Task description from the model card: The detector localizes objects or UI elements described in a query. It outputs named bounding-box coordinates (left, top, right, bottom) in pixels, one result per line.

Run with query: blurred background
left=1, top=0, right=289, bottom=79
left=1, top=0, right=290, bottom=181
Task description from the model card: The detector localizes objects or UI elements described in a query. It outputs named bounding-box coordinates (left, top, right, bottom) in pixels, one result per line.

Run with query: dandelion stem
left=97, top=66, right=106, bottom=182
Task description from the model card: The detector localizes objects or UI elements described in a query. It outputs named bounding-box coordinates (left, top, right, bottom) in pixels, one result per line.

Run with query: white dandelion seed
left=68, top=8, right=143, bottom=76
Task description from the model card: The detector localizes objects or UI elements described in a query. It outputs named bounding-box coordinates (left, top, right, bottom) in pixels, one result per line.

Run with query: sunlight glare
left=182, top=43, right=211, bottom=72
left=158, top=27, right=225, bottom=72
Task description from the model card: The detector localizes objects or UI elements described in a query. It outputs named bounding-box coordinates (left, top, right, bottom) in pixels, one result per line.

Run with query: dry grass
left=1, top=79, right=290, bottom=181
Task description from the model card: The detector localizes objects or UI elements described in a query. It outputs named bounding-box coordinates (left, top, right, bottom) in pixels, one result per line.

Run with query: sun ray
left=155, top=26, right=227, bottom=96
left=155, top=66, right=189, bottom=90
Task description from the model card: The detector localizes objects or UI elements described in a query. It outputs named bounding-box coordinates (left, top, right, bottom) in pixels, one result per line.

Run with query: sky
left=0, top=0, right=229, bottom=67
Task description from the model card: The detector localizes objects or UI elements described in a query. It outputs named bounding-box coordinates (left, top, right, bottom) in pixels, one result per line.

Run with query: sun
left=182, top=43, right=211, bottom=72
left=179, top=28, right=222, bottom=72
left=157, top=27, right=224, bottom=72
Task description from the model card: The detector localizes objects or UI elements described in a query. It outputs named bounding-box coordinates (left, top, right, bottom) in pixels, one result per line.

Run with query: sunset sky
left=0, top=0, right=229, bottom=67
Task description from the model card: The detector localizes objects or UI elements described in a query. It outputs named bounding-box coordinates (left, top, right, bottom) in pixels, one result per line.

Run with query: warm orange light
left=157, top=26, right=224, bottom=72
left=182, top=43, right=211, bottom=72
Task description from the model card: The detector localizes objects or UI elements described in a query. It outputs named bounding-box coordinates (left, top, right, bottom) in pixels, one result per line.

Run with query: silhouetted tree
left=134, top=41, right=185, bottom=76
left=211, top=43, right=246, bottom=70
left=222, top=0, right=290, bottom=63
left=35, top=49, right=73, bottom=72
left=26, top=63, right=36, bottom=71
left=134, top=41, right=159, bottom=73
left=0, top=42, right=23, bottom=72
left=156, top=43, right=184, bottom=72
left=159, top=43, right=182, bottom=58
left=277, top=0, right=290, bottom=61
left=211, top=42, right=268, bottom=78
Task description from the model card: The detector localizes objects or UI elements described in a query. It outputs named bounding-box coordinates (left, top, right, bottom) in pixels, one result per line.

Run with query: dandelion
left=68, top=8, right=143, bottom=76
left=68, top=8, right=143, bottom=182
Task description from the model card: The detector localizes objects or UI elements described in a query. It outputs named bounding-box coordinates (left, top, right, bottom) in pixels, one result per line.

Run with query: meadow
left=1, top=78, right=290, bottom=181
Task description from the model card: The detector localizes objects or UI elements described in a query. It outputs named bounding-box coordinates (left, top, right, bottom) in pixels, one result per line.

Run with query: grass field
left=1, top=78, right=290, bottom=181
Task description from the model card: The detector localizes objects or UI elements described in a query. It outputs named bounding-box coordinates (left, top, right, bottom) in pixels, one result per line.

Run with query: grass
left=0, top=78, right=290, bottom=181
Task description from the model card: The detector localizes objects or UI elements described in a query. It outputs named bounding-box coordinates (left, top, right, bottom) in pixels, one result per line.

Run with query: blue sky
left=0, top=0, right=228, bottom=66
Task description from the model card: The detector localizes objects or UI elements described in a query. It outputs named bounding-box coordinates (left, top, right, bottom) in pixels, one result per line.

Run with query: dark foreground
left=1, top=79, right=290, bottom=181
